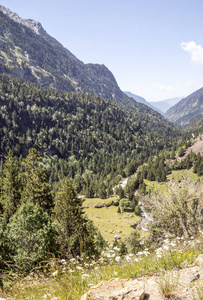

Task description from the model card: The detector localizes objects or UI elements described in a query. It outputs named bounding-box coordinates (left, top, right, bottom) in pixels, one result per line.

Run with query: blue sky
left=1, top=0, right=203, bottom=101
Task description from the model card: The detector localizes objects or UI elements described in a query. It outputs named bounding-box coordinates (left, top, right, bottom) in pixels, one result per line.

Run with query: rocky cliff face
left=0, top=5, right=50, bottom=37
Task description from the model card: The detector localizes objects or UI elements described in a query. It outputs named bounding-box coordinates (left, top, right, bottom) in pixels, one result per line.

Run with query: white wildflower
left=52, top=270, right=58, bottom=277
left=43, top=294, right=51, bottom=299
left=81, top=274, right=90, bottom=279
left=125, top=255, right=132, bottom=261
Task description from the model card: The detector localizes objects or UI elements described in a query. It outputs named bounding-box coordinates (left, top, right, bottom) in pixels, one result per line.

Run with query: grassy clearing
left=145, top=169, right=203, bottom=196
left=83, top=196, right=140, bottom=243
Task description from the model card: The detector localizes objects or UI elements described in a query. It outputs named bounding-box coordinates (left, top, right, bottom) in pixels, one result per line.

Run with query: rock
left=81, top=264, right=203, bottom=300
left=94, top=204, right=104, bottom=208
left=114, top=235, right=121, bottom=240
left=130, top=222, right=138, bottom=229
left=195, top=254, right=203, bottom=266
left=80, top=293, right=87, bottom=300
left=189, top=273, right=200, bottom=283
left=81, top=278, right=145, bottom=300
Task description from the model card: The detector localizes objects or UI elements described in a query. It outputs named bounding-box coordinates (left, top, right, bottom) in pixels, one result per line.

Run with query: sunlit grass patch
left=83, top=197, right=140, bottom=243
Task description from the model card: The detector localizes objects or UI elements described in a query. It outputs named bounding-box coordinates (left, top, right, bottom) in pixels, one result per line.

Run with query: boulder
left=81, top=278, right=145, bottom=300
left=114, top=235, right=121, bottom=240
left=94, top=204, right=104, bottom=208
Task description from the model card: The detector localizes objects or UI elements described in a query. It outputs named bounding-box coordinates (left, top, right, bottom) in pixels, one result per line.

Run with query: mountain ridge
left=0, top=5, right=139, bottom=110
left=165, top=87, right=203, bottom=128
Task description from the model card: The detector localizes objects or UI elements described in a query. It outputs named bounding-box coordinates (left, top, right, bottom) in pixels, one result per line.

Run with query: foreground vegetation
left=0, top=145, right=202, bottom=299
left=2, top=234, right=203, bottom=299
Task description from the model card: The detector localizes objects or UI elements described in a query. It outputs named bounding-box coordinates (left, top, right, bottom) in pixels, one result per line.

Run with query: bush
left=134, top=204, right=142, bottom=216
left=119, top=198, right=134, bottom=212
left=126, top=230, right=141, bottom=253
left=144, top=185, right=203, bottom=240
left=6, top=203, right=58, bottom=270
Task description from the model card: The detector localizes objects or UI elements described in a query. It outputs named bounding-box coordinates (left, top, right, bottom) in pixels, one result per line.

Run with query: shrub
left=126, top=230, right=141, bottom=253
left=134, top=204, right=142, bottom=216
left=6, top=203, right=57, bottom=270
left=119, top=198, right=134, bottom=212
left=144, top=185, right=203, bottom=240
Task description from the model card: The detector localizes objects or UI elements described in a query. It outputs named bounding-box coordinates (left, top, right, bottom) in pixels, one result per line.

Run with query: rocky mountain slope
left=0, top=5, right=141, bottom=109
left=165, top=87, right=203, bottom=128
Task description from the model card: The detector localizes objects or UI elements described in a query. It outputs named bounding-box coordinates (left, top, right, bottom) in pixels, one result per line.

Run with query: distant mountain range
left=149, top=97, right=183, bottom=114
left=124, top=92, right=182, bottom=115
left=165, top=87, right=203, bottom=128
left=124, top=91, right=161, bottom=113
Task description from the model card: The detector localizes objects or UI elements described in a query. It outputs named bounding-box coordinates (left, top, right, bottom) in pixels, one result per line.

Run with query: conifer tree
left=21, top=149, right=53, bottom=213
left=54, top=178, right=88, bottom=255
left=0, top=150, right=21, bottom=221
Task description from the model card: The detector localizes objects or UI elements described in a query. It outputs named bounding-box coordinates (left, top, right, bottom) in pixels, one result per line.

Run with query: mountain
left=0, top=5, right=133, bottom=107
left=0, top=5, right=156, bottom=112
left=165, top=88, right=203, bottom=128
left=124, top=91, right=161, bottom=113
left=149, top=97, right=183, bottom=114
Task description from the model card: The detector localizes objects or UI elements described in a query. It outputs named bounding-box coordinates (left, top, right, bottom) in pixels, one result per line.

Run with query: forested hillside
left=0, top=74, right=181, bottom=195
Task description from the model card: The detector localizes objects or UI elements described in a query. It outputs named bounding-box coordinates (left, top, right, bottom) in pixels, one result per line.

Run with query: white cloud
left=152, top=83, right=176, bottom=91
left=181, top=41, right=203, bottom=64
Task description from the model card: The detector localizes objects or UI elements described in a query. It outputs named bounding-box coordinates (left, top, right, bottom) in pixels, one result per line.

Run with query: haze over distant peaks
left=149, top=97, right=183, bottom=114
left=124, top=91, right=161, bottom=113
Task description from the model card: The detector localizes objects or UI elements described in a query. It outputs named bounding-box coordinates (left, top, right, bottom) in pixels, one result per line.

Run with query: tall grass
left=2, top=235, right=203, bottom=300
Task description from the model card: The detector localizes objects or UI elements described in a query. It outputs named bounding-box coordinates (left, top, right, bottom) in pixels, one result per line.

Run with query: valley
left=0, top=3, right=203, bottom=300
